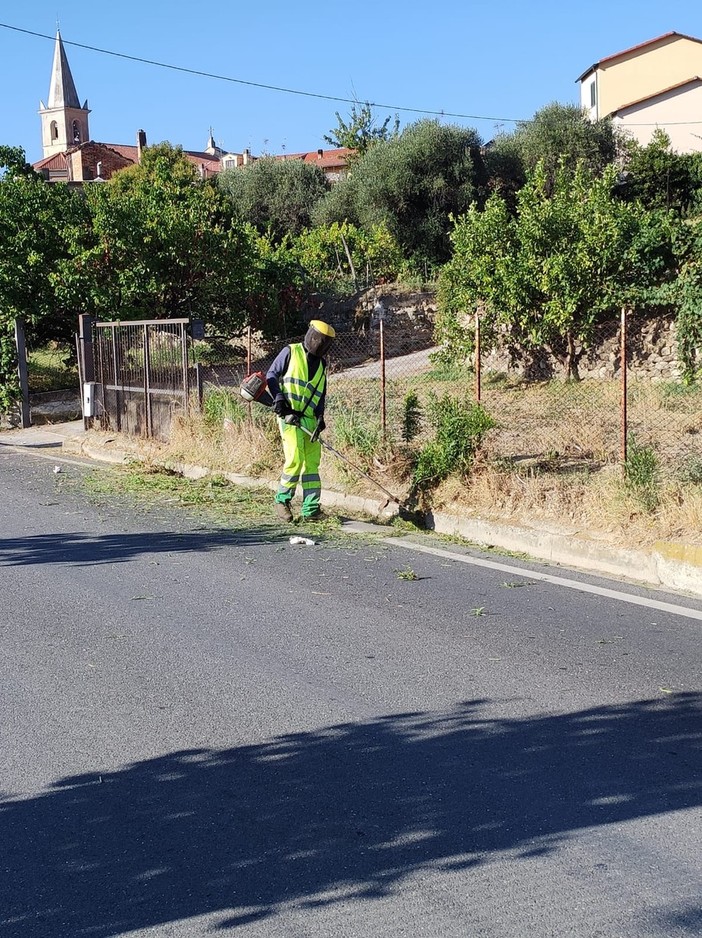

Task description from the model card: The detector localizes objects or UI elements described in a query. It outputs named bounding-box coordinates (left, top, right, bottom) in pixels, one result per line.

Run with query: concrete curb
left=57, top=431, right=702, bottom=601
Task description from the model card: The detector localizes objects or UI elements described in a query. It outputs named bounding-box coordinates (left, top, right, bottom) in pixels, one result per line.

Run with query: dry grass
left=430, top=461, right=702, bottom=549
left=164, top=410, right=281, bottom=477
left=99, top=377, right=702, bottom=551
left=160, top=405, right=702, bottom=549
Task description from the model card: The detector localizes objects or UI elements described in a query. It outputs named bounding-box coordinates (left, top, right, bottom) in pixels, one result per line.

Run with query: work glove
left=310, top=416, right=326, bottom=443
left=284, top=412, right=301, bottom=427
left=273, top=395, right=291, bottom=418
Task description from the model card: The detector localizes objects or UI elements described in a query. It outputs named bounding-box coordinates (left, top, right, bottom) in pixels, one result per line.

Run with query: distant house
left=273, top=148, right=353, bottom=183
left=33, top=30, right=353, bottom=183
left=577, top=31, right=702, bottom=152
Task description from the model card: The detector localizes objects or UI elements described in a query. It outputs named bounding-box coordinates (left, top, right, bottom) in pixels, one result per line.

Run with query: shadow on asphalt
left=2, top=695, right=701, bottom=935
left=0, top=529, right=284, bottom=566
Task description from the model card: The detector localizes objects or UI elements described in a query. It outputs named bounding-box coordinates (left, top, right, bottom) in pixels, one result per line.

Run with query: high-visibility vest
left=281, top=343, right=326, bottom=417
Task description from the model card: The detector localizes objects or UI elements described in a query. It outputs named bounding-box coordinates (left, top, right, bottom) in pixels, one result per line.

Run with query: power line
left=0, top=21, right=524, bottom=124
left=4, top=22, right=702, bottom=130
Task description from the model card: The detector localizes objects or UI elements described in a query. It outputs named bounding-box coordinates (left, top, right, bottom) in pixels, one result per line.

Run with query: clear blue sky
left=2, top=2, right=702, bottom=164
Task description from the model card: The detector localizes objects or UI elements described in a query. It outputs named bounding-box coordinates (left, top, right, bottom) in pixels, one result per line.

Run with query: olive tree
left=218, top=156, right=330, bottom=240
left=314, top=119, right=488, bottom=268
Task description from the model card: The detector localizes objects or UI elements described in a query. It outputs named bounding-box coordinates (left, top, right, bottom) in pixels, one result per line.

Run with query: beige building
left=577, top=31, right=702, bottom=152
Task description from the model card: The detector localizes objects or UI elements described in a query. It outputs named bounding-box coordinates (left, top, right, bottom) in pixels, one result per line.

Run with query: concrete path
left=0, top=420, right=85, bottom=449
left=334, top=346, right=438, bottom=379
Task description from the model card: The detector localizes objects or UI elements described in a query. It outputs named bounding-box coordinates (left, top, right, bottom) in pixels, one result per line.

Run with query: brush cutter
left=239, top=371, right=413, bottom=516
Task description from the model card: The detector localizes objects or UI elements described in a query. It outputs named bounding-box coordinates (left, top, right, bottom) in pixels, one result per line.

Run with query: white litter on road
left=289, top=536, right=316, bottom=546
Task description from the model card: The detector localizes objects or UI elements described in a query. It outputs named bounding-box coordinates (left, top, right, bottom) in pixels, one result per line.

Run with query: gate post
left=14, top=318, right=31, bottom=428
left=180, top=323, right=189, bottom=416
left=78, top=314, right=95, bottom=430
left=143, top=323, right=152, bottom=438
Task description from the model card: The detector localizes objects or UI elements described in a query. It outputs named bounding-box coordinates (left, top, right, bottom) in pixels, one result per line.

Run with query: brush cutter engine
left=240, top=371, right=272, bottom=405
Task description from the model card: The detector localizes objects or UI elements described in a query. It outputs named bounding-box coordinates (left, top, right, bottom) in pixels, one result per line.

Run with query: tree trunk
left=565, top=331, right=580, bottom=381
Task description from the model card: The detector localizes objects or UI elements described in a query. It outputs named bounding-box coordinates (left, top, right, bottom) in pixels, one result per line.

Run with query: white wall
left=612, top=81, right=702, bottom=152
left=580, top=73, right=599, bottom=120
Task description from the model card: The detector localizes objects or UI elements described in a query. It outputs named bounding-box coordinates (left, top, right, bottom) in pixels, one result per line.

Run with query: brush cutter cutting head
left=240, top=371, right=272, bottom=405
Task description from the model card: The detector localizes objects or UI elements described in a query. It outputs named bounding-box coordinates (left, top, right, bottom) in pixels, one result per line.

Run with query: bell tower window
left=50, top=120, right=59, bottom=140
left=72, top=120, right=82, bottom=144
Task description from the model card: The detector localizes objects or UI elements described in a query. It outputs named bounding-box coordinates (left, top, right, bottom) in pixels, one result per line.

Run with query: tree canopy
left=506, top=102, right=620, bottom=189
left=324, top=102, right=400, bottom=155
left=57, top=143, right=260, bottom=332
left=315, top=119, right=488, bottom=268
left=436, top=160, right=676, bottom=378
left=218, top=156, right=330, bottom=240
left=618, top=130, right=702, bottom=214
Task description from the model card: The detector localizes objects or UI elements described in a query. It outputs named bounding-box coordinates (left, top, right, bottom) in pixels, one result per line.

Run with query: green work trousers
left=274, top=418, right=322, bottom=517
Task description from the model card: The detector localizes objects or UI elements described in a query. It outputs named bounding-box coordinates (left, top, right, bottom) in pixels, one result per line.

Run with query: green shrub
left=412, top=394, right=495, bottom=489
left=0, top=328, right=19, bottom=412
left=677, top=453, right=702, bottom=485
left=401, top=391, right=423, bottom=442
left=624, top=436, right=660, bottom=510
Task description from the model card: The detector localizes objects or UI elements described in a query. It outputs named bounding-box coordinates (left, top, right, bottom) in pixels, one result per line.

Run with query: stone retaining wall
left=345, top=291, right=690, bottom=382
left=481, top=313, right=687, bottom=381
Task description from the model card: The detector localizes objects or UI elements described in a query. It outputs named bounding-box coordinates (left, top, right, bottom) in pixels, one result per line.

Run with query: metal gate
left=92, top=318, right=194, bottom=441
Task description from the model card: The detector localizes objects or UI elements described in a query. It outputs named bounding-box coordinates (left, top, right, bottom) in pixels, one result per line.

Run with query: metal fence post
left=620, top=306, right=628, bottom=465
left=195, top=362, right=204, bottom=411
left=78, top=313, right=95, bottom=430
left=180, top=323, right=189, bottom=416
left=475, top=310, right=482, bottom=405
left=379, top=317, right=387, bottom=435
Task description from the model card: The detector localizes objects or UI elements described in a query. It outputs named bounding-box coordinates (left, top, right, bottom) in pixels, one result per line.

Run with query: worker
left=266, top=320, right=336, bottom=522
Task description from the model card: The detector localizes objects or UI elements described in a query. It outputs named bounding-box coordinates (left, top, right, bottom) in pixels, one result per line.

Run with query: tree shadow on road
left=2, top=694, right=701, bottom=936
left=0, top=528, right=284, bottom=567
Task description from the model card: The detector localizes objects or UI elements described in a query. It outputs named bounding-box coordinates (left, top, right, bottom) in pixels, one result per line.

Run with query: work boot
left=275, top=501, right=293, bottom=523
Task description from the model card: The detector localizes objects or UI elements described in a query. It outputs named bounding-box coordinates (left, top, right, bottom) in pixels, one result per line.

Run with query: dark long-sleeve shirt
left=266, top=345, right=327, bottom=418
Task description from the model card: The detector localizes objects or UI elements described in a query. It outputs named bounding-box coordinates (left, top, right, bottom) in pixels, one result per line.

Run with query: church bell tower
left=38, top=30, right=91, bottom=158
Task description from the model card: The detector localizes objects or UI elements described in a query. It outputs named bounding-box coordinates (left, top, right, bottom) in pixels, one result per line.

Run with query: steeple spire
left=47, top=30, right=81, bottom=109
left=38, top=30, right=91, bottom=158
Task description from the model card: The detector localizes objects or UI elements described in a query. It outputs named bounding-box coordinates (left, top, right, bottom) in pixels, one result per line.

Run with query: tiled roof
left=275, top=147, right=353, bottom=169
left=577, top=31, right=702, bottom=82
left=33, top=153, right=67, bottom=170
left=32, top=142, right=350, bottom=180
left=101, top=143, right=139, bottom=162
left=611, top=76, right=702, bottom=114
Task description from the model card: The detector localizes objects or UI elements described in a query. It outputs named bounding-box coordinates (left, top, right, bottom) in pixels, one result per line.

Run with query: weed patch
left=624, top=436, right=660, bottom=511
left=412, top=395, right=495, bottom=490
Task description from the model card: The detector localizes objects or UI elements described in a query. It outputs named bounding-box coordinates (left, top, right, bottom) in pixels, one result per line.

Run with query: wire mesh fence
left=195, top=310, right=701, bottom=477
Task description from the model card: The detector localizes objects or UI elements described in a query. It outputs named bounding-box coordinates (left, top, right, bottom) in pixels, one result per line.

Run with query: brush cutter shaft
left=298, top=424, right=401, bottom=505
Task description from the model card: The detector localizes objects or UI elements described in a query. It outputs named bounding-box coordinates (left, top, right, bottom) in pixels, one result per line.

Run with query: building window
left=72, top=120, right=82, bottom=144
left=590, top=81, right=597, bottom=108
left=50, top=120, right=58, bottom=140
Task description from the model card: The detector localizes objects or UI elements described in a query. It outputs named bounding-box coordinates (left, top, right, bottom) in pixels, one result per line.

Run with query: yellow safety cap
left=309, top=320, right=336, bottom=338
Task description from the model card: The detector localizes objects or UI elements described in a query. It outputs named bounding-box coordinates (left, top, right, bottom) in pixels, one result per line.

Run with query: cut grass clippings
left=80, top=463, right=350, bottom=541
left=83, top=465, right=276, bottom=527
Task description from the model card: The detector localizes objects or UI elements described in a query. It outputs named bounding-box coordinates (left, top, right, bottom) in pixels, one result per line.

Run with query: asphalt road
left=1, top=447, right=701, bottom=938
